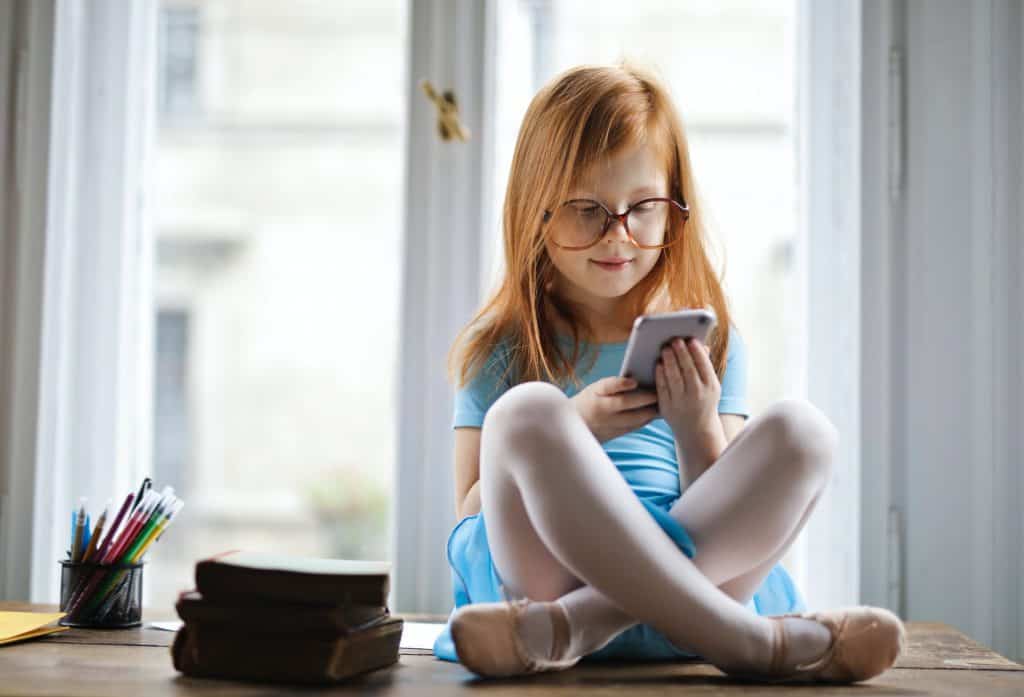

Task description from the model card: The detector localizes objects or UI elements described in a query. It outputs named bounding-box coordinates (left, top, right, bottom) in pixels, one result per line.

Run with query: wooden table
left=1, top=602, right=1022, bottom=695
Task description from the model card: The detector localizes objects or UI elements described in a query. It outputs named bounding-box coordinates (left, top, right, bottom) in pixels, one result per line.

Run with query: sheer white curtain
left=0, top=0, right=157, bottom=602
left=0, top=0, right=56, bottom=601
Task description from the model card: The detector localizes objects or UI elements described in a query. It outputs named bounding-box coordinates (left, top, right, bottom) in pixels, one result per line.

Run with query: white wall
left=861, top=0, right=1024, bottom=662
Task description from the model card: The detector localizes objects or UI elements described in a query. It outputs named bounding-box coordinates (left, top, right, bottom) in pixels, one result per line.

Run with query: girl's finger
left=673, top=338, right=699, bottom=390
left=618, top=388, right=659, bottom=411
left=615, top=389, right=659, bottom=412
left=617, top=406, right=660, bottom=431
left=662, top=345, right=685, bottom=393
left=655, top=361, right=670, bottom=402
left=600, top=376, right=637, bottom=395
left=691, top=339, right=715, bottom=385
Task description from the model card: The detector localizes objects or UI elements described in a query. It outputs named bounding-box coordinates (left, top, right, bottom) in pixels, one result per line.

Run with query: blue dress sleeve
left=717, top=326, right=750, bottom=418
left=452, top=343, right=512, bottom=428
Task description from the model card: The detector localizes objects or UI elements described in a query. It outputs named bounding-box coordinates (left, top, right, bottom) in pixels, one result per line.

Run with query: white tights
left=478, top=381, right=838, bottom=671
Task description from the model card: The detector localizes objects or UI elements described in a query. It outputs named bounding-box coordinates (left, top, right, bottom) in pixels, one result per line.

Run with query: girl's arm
left=675, top=414, right=746, bottom=488
left=720, top=413, right=747, bottom=443
left=454, top=427, right=483, bottom=519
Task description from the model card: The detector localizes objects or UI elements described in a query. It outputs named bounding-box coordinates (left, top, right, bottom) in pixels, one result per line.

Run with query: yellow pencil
left=130, top=500, right=183, bottom=562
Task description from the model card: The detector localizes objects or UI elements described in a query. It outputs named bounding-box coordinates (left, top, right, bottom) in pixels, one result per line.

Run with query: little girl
left=430, top=63, right=905, bottom=683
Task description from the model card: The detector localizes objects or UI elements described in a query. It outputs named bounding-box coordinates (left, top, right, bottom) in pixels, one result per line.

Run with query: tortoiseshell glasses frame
left=541, top=196, right=690, bottom=251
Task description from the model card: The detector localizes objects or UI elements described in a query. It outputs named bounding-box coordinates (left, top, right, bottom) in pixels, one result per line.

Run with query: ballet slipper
left=730, top=605, right=906, bottom=684
left=449, top=597, right=581, bottom=678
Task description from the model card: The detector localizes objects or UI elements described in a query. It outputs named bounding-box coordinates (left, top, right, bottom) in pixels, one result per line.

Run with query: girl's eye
left=634, top=201, right=658, bottom=212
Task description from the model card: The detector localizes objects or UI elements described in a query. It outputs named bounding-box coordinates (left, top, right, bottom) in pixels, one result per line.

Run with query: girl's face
left=544, top=142, right=668, bottom=315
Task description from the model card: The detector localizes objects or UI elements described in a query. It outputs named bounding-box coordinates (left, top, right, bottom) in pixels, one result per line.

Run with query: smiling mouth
left=590, top=259, right=633, bottom=269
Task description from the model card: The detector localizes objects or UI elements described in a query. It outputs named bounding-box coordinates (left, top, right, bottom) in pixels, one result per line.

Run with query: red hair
left=448, top=62, right=736, bottom=390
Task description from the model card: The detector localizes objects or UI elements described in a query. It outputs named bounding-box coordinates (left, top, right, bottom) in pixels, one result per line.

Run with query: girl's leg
left=479, top=382, right=837, bottom=673
left=716, top=488, right=822, bottom=604
left=532, top=399, right=832, bottom=660
left=557, top=487, right=824, bottom=660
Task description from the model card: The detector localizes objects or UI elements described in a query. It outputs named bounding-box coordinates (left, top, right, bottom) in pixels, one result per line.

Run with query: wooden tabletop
left=1, top=602, right=1021, bottom=696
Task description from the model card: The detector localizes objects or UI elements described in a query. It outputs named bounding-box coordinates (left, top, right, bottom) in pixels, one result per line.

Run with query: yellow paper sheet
left=0, top=611, right=69, bottom=646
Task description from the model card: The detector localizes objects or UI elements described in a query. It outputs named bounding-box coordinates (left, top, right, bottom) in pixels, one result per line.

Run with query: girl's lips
left=590, top=259, right=632, bottom=271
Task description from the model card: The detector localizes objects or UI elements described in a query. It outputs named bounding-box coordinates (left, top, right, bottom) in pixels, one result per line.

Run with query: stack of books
left=171, top=551, right=402, bottom=684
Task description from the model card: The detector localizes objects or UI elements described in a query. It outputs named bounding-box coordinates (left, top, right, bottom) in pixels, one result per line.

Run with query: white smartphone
left=618, top=308, right=718, bottom=389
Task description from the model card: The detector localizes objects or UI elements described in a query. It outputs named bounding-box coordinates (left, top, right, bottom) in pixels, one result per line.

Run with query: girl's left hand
left=654, top=337, right=720, bottom=438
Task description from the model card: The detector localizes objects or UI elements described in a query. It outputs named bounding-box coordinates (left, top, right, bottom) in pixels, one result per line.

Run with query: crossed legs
left=479, top=381, right=837, bottom=669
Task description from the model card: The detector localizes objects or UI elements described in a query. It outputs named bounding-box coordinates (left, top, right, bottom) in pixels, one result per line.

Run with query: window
left=158, top=5, right=201, bottom=121
left=149, top=0, right=407, bottom=609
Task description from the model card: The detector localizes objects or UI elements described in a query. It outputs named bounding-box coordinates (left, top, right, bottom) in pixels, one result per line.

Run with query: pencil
left=64, top=493, right=135, bottom=615
left=70, top=499, right=86, bottom=563
left=81, top=501, right=110, bottom=563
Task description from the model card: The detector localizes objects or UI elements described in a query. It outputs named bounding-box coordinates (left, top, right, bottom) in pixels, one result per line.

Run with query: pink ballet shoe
left=449, top=597, right=581, bottom=678
left=731, top=605, right=906, bottom=684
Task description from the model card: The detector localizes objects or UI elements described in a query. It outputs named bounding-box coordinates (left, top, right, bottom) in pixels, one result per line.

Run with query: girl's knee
left=760, top=399, right=838, bottom=481
left=482, top=381, right=571, bottom=444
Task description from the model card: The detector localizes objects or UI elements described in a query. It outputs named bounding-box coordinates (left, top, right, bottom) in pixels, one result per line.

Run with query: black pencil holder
left=58, top=560, right=144, bottom=628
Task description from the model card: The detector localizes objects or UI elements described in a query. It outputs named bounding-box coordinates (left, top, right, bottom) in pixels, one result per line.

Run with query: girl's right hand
left=571, top=376, right=660, bottom=443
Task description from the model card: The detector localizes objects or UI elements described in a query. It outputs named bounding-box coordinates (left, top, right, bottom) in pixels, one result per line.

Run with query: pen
left=85, top=500, right=185, bottom=617
left=106, top=487, right=170, bottom=564
left=64, top=480, right=185, bottom=622
left=83, top=496, right=181, bottom=616
left=81, top=513, right=91, bottom=559
left=132, top=500, right=184, bottom=560
left=118, top=496, right=169, bottom=563
left=123, top=497, right=179, bottom=562
left=104, top=491, right=156, bottom=564
left=129, top=477, right=152, bottom=514
left=68, top=490, right=157, bottom=620
left=94, top=493, right=134, bottom=562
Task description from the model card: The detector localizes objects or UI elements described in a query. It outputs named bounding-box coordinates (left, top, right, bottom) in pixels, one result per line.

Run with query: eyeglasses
left=541, top=197, right=689, bottom=251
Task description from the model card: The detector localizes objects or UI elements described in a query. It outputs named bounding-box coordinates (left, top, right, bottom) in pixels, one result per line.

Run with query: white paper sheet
left=149, top=620, right=183, bottom=631
left=399, top=621, right=445, bottom=650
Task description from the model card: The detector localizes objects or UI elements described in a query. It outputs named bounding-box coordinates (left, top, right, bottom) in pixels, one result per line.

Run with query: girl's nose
left=603, top=216, right=631, bottom=242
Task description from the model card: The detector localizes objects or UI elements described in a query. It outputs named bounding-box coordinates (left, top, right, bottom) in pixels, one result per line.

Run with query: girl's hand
left=571, top=376, right=659, bottom=444
left=654, top=337, right=720, bottom=439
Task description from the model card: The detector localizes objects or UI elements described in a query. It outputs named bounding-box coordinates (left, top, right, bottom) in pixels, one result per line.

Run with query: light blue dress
left=433, top=328, right=806, bottom=663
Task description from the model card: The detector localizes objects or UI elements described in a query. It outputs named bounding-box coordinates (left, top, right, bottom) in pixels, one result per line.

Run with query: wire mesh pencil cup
left=58, top=560, right=144, bottom=628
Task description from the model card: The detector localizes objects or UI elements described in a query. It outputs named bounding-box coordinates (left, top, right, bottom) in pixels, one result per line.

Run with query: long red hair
left=448, top=62, right=736, bottom=391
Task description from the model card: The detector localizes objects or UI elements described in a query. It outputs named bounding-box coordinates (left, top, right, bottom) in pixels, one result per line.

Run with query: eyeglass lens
left=547, top=199, right=684, bottom=248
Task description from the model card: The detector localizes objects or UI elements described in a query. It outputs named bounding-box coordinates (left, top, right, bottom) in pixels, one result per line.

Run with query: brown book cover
left=194, top=551, right=390, bottom=607
left=175, top=591, right=390, bottom=636
left=170, top=616, right=403, bottom=684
